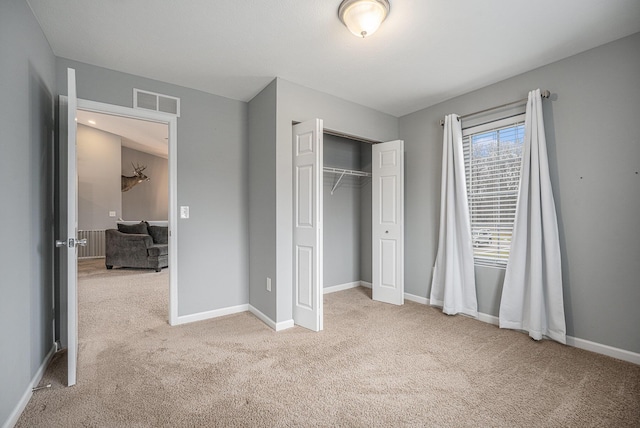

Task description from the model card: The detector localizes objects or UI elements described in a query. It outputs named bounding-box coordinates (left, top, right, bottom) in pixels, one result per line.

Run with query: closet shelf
left=323, top=166, right=372, bottom=178
left=323, top=166, right=372, bottom=195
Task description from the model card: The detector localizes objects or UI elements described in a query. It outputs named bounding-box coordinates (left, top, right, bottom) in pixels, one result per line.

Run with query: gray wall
left=248, top=80, right=277, bottom=320
left=0, top=0, right=56, bottom=424
left=359, top=147, right=373, bottom=284
left=77, top=124, right=121, bottom=230
left=399, top=32, right=640, bottom=353
left=121, top=146, right=168, bottom=222
left=56, top=58, right=249, bottom=317
left=273, top=78, right=399, bottom=322
left=323, top=135, right=363, bottom=287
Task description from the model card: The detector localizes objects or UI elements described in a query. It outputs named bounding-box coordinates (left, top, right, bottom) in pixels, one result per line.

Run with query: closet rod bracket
left=331, top=171, right=347, bottom=195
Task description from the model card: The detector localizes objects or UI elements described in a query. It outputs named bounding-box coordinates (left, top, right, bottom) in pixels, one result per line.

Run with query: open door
left=292, top=119, right=323, bottom=331
left=56, top=68, right=82, bottom=386
left=372, top=140, right=404, bottom=305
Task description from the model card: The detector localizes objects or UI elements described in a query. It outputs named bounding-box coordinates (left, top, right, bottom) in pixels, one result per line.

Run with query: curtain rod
left=439, top=89, right=551, bottom=126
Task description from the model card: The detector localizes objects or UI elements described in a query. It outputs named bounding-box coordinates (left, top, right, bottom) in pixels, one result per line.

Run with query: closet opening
left=322, top=134, right=373, bottom=295
left=292, top=119, right=404, bottom=332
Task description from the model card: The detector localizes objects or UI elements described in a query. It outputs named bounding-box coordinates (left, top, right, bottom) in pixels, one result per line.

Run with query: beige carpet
left=18, top=259, right=640, bottom=427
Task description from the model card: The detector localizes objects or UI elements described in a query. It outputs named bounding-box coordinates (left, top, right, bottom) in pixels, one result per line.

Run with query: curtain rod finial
left=541, top=89, right=551, bottom=98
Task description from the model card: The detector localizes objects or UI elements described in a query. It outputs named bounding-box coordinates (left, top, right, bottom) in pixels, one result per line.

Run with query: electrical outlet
left=266, top=277, right=271, bottom=292
left=180, top=206, right=190, bottom=219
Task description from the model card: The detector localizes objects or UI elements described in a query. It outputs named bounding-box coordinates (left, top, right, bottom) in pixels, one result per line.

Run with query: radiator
left=77, top=230, right=105, bottom=258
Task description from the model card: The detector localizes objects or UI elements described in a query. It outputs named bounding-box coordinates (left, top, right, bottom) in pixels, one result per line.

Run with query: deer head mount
left=121, top=163, right=150, bottom=192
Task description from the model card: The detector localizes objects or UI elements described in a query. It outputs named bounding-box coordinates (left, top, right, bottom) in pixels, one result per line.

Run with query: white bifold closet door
left=292, top=119, right=324, bottom=331
left=292, top=125, right=404, bottom=331
left=372, top=140, right=405, bottom=305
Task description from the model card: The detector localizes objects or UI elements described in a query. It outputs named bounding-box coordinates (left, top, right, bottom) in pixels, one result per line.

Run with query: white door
left=372, top=140, right=404, bottom=305
left=292, top=119, right=323, bottom=331
left=56, top=68, right=81, bottom=386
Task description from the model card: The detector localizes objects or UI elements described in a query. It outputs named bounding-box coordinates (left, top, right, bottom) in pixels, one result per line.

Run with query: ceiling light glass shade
left=338, top=0, right=390, bottom=38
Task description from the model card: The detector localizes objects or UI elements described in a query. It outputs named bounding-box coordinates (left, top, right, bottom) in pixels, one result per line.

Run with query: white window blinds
left=462, top=115, right=525, bottom=267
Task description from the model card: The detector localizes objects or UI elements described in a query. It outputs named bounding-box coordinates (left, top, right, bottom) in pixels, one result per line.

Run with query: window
left=463, top=115, right=525, bottom=267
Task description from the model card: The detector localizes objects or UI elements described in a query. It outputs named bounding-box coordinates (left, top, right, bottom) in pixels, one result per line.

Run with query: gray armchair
left=105, top=222, right=168, bottom=272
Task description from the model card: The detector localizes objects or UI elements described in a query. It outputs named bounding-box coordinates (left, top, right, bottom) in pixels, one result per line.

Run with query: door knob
left=55, top=238, right=87, bottom=248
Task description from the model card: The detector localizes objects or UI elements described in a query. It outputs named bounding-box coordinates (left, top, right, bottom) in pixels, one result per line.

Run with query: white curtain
left=430, top=114, right=478, bottom=317
left=499, top=89, right=566, bottom=344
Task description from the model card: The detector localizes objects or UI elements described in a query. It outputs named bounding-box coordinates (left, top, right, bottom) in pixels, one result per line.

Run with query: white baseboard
left=171, top=302, right=295, bottom=332
left=248, top=305, right=275, bottom=329
left=172, top=304, right=249, bottom=326
left=360, top=281, right=372, bottom=289
left=477, top=311, right=499, bottom=326
left=474, top=313, right=640, bottom=364
left=408, top=297, right=639, bottom=365
left=248, top=305, right=294, bottom=331
left=324, top=281, right=361, bottom=294
left=4, top=344, right=56, bottom=428
left=404, top=292, right=429, bottom=305
left=275, top=319, right=295, bottom=331
left=566, top=336, right=640, bottom=365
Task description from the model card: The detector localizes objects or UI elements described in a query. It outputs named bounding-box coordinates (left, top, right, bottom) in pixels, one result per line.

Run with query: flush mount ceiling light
left=338, top=0, right=390, bottom=38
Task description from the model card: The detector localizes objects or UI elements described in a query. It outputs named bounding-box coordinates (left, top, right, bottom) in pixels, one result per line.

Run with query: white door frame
left=75, top=98, right=179, bottom=325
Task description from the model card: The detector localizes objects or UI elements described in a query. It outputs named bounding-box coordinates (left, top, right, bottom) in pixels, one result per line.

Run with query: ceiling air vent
left=133, top=89, right=180, bottom=117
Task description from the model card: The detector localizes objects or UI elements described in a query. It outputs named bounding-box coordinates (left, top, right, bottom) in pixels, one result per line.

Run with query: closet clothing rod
left=439, top=89, right=550, bottom=126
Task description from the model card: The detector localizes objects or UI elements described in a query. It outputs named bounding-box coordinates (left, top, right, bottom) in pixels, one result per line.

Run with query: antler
left=132, top=162, right=147, bottom=173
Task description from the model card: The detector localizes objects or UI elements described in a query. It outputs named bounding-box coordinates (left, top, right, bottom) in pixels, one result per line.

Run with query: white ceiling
left=76, top=110, right=168, bottom=158
left=28, top=0, right=640, bottom=117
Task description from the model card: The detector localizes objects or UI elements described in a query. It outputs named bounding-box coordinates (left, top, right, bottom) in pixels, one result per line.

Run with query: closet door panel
left=292, top=119, right=323, bottom=331
left=372, top=140, right=404, bottom=305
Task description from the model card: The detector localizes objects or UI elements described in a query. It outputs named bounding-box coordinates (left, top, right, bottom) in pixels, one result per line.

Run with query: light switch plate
left=108, top=211, right=116, bottom=217
left=180, top=206, right=190, bottom=219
